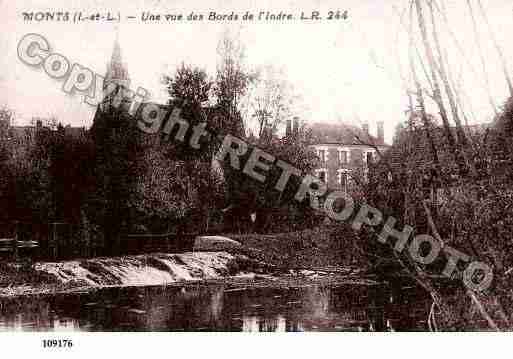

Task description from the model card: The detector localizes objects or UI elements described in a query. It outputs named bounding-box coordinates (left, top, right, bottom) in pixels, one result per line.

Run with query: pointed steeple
left=104, top=29, right=130, bottom=91
left=111, top=31, right=123, bottom=65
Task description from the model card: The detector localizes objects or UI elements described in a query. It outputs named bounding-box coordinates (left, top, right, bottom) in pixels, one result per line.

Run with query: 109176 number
left=42, top=339, right=73, bottom=348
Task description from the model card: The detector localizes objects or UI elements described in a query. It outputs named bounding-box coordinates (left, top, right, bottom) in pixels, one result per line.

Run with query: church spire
left=104, top=29, right=130, bottom=91
left=111, top=30, right=122, bottom=65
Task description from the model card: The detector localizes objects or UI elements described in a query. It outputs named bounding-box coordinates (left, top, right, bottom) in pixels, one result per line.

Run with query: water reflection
left=0, top=283, right=429, bottom=332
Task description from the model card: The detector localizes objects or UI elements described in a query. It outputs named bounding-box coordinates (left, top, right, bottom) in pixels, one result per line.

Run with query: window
left=340, top=172, right=347, bottom=187
left=364, top=150, right=374, bottom=164
left=318, top=170, right=326, bottom=183
left=315, top=169, right=328, bottom=183
left=338, top=150, right=348, bottom=164
left=337, top=169, right=350, bottom=192
left=317, top=149, right=326, bottom=163
left=314, top=147, right=329, bottom=163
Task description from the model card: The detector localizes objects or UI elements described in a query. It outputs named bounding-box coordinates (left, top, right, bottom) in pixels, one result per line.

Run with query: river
left=0, top=281, right=430, bottom=331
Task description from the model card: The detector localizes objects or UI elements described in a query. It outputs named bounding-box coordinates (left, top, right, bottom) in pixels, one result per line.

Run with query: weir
left=35, top=252, right=240, bottom=287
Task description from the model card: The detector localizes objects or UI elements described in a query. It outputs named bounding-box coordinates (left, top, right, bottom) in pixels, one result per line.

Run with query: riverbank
left=0, top=252, right=267, bottom=297
left=0, top=228, right=370, bottom=297
left=1, top=267, right=379, bottom=299
left=229, top=227, right=365, bottom=269
left=0, top=262, right=371, bottom=299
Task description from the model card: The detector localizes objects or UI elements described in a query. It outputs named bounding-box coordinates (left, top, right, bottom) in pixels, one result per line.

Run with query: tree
left=0, top=106, right=14, bottom=224
left=214, top=29, right=258, bottom=137
left=222, top=123, right=318, bottom=233
left=249, top=64, right=297, bottom=143
left=163, top=63, right=213, bottom=107
left=354, top=0, right=513, bottom=330
left=0, top=106, right=13, bottom=135
left=159, top=64, right=225, bottom=233
left=90, top=95, right=146, bottom=254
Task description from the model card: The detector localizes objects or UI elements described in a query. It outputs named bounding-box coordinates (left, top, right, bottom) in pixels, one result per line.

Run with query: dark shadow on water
left=0, top=283, right=430, bottom=332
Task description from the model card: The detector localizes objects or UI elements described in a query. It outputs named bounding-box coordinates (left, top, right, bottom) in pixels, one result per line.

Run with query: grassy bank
left=228, top=226, right=366, bottom=270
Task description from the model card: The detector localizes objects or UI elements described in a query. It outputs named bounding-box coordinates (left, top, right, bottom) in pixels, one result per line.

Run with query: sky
left=1, top=0, right=513, bottom=143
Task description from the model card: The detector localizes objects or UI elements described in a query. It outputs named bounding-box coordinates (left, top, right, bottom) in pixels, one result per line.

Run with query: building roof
left=6, top=124, right=86, bottom=139
left=308, top=122, right=387, bottom=146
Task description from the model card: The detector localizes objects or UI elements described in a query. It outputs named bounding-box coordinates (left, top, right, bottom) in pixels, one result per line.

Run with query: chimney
left=286, top=119, right=292, bottom=137
left=362, top=122, right=369, bottom=134
left=377, top=121, right=384, bottom=143
left=293, top=116, right=300, bottom=135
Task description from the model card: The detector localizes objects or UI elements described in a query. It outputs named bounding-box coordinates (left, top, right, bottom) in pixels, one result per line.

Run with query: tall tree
left=414, top=0, right=468, bottom=176
left=214, top=30, right=257, bottom=137
left=249, top=64, right=297, bottom=144
left=90, top=92, right=145, bottom=254
left=163, top=63, right=213, bottom=107
left=160, top=64, right=224, bottom=233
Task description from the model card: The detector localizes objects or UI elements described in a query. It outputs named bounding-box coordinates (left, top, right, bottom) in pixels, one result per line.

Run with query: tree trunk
left=414, top=0, right=468, bottom=176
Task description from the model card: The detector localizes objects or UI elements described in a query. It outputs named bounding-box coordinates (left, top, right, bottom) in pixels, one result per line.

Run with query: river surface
left=0, top=282, right=430, bottom=331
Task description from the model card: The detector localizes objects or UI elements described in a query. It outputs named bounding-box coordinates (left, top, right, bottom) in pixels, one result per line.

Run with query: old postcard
left=1, top=0, right=513, bottom=356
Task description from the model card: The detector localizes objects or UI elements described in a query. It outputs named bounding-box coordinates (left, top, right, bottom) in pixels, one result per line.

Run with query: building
left=3, top=118, right=86, bottom=143
left=104, top=33, right=131, bottom=91
left=95, top=33, right=390, bottom=197
left=291, top=119, right=388, bottom=191
left=96, top=32, right=133, bottom=114
left=92, top=33, right=233, bottom=140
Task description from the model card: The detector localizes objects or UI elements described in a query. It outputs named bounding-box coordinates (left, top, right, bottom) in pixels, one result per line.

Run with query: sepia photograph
left=1, top=0, right=513, bottom=355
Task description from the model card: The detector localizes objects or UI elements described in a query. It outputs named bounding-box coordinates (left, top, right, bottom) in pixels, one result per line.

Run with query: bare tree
left=466, top=0, right=499, bottom=115
left=414, top=0, right=468, bottom=175
left=214, top=29, right=257, bottom=136
left=475, top=0, right=513, bottom=97
left=249, top=64, right=296, bottom=142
